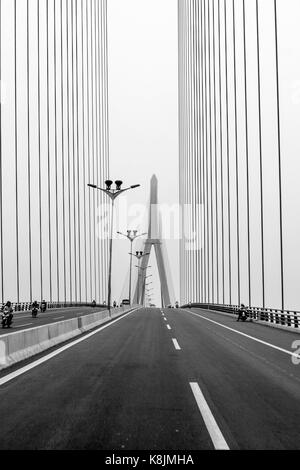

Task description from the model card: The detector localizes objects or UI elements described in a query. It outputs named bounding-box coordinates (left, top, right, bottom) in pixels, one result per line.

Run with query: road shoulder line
left=190, top=382, right=229, bottom=450
left=184, top=309, right=300, bottom=361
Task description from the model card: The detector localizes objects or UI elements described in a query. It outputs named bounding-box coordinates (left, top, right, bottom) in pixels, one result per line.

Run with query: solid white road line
left=164, top=318, right=167, bottom=321
left=0, top=308, right=140, bottom=387
left=185, top=309, right=300, bottom=361
left=190, top=382, right=229, bottom=450
left=172, top=338, right=181, bottom=350
left=167, top=325, right=171, bottom=330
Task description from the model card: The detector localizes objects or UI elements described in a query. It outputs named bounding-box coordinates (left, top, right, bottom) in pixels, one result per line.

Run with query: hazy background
left=108, top=0, right=300, bottom=311
left=108, top=0, right=179, bottom=306
left=2, top=0, right=300, bottom=311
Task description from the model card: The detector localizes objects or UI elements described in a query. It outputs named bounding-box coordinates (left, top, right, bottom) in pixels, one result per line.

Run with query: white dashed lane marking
left=172, top=338, right=181, bottom=350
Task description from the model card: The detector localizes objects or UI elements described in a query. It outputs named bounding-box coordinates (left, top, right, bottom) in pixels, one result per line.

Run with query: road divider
left=0, top=305, right=139, bottom=371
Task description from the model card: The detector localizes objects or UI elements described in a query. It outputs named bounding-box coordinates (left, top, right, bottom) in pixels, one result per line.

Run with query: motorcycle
left=240, top=311, right=247, bottom=322
left=1, top=312, right=13, bottom=329
left=237, top=310, right=248, bottom=322
left=32, top=307, right=39, bottom=318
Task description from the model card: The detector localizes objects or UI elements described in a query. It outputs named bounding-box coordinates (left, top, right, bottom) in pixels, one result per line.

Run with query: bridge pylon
left=133, top=175, right=171, bottom=308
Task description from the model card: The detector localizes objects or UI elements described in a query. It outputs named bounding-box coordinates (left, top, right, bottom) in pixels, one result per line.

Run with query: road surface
left=0, top=307, right=300, bottom=450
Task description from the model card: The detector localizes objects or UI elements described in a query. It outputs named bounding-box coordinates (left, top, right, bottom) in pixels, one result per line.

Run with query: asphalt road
left=0, top=306, right=106, bottom=336
left=0, top=306, right=300, bottom=450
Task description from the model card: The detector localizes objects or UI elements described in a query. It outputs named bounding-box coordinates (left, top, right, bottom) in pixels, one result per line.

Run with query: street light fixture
left=88, top=180, right=140, bottom=315
left=117, top=230, right=147, bottom=305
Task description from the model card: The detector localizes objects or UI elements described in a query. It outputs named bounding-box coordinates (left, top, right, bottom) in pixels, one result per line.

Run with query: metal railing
left=181, top=303, right=300, bottom=329
left=0, top=301, right=106, bottom=313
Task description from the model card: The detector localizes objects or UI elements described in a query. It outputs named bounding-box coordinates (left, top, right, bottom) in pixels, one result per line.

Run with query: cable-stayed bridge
left=0, top=0, right=300, bottom=452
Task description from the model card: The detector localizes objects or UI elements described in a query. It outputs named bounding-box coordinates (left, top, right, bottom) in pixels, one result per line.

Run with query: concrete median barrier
left=47, top=318, right=82, bottom=347
left=79, top=311, right=109, bottom=332
left=0, top=305, right=139, bottom=371
left=4, top=324, right=50, bottom=367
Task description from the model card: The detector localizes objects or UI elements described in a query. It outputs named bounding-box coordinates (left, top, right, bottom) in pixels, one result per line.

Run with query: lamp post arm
left=110, top=186, right=140, bottom=201
left=117, top=231, right=129, bottom=239
left=88, top=185, right=140, bottom=201
left=134, top=232, right=148, bottom=240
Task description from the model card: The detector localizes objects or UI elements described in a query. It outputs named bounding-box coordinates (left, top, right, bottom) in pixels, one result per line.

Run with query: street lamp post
left=117, top=231, right=147, bottom=305
left=142, top=274, right=153, bottom=306
left=135, top=265, right=152, bottom=305
left=132, top=251, right=150, bottom=304
left=88, top=180, right=140, bottom=316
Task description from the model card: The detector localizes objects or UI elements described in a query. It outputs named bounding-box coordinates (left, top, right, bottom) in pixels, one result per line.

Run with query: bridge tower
left=133, top=175, right=171, bottom=308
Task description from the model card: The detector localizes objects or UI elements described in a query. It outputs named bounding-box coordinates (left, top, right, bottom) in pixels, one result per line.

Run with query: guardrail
left=0, top=301, right=106, bottom=313
left=181, top=303, right=300, bottom=329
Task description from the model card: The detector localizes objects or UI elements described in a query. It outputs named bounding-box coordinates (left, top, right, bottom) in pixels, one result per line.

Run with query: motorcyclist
left=113, top=301, right=117, bottom=308
left=2, top=301, right=14, bottom=326
left=32, top=300, right=39, bottom=317
left=237, top=304, right=247, bottom=322
left=32, top=300, right=39, bottom=310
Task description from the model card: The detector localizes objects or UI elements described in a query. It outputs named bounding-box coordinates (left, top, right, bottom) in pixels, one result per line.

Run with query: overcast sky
left=108, top=0, right=179, bottom=306
left=107, top=0, right=300, bottom=311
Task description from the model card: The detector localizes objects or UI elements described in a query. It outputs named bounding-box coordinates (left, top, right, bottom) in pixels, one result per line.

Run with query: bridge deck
left=0, top=307, right=300, bottom=449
